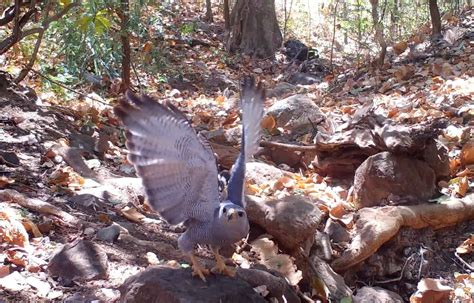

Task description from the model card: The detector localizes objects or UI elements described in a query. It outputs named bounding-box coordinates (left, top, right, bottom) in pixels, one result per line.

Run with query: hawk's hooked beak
left=227, top=209, right=237, bottom=221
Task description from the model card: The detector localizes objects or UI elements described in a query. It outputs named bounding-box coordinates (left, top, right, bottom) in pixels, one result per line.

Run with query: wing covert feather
left=114, top=91, right=219, bottom=224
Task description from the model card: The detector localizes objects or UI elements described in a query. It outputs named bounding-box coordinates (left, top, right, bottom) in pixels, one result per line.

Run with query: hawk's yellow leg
left=211, top=247, right=236, bottom=277
left=188, top=253, right=210, bottom=282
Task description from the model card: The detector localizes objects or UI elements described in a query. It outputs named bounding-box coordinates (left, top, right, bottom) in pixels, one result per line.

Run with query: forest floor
left=0, top=4, right=473, bottom=303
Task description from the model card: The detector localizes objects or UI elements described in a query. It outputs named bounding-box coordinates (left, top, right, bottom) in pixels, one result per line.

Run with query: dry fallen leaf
left=0, top=265, right=10, bottom=278
left=261, top=115, right=276, bottom=131
left=251, top=235, right=302, bottom=286
left=411, top=278, right=453, bottom=303
left=393, top=41, right=408, bottom=55
left=460, top=141, right=474, bottom=166
left=456, top=235, right=474, bottom=254
left=0, top=211, right=29, bottom=247
left=21, top=220, right=43, bottom=238
left=450, top=176, right=469, bottom=197
left=0, top=176, right=15, bottom=188
left=394, top=65, right=415, bottom=81
left=121, top=206, right=145, bottom=223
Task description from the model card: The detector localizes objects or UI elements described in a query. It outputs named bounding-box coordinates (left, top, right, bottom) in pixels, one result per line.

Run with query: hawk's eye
left=238, top=211, right=243, bottom=217
left=222, top=208, right=227, bottom=213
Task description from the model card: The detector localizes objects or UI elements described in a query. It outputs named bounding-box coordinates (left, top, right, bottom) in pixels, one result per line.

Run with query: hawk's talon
left=211, top=247, right=236, bottom=277
left=211, top=261, right=236, bottom=277
left=189, top=254, right=210, bottom=282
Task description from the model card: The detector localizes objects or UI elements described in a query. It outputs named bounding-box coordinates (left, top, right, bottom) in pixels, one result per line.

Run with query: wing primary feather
left=114, top=91, right=220, bottom=224
left=227, top=77, right=265, bottom=207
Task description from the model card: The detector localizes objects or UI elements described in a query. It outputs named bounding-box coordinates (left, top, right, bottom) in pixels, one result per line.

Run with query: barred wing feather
left=114, top=91, right=219, bottom=224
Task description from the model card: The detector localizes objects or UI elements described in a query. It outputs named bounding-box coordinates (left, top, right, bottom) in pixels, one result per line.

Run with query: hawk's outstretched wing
left=115, top=92, right=219, bottom=224
left=227, top=78, right=265, bottom=207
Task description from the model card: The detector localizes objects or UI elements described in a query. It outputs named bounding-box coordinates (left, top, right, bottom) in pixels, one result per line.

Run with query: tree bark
left=223, top=0, right=230, bottom=31
left=330, top=0, right=339, bottom=69
left=120, top=0, right=131, bottom=91
left=428, top=0, right=442, bottom=37
left=369, top=0, right=387, bottom=68
left=206, top=0, right=213, bottom=22
left=227, top=0, right=282, bottom=58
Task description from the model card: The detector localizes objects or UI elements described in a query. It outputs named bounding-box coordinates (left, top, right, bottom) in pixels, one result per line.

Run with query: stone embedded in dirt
left=236, top=267, right=300, bottom=303
left=119, top=266, right=266, bottom=303
left=265, top=94, right=325, bottom=136
left=69, top=193, right=102, bottom=209
left=422, top=140, right=450, bottom=179
left=324, top=218, right=351, bottom=243
left=245, top=195, right=323, bottom=252
left=353, top=286, right=403, bottom=303
left=266, top=82, right=296, bottom=99
left=48, top=239, right=108, bottom=283
left=0, top=151, right=20, bottom=167
left=246, top=162, right=285, bottom=185
left=96, top=224, right=121, bottom=243
left=202, top=127, right=242, bottom=146
left=288, top=72, right=321, bottom=85
left=305, top=255, right=352, bottom=301
left=353, top=152, right=437, bottom=208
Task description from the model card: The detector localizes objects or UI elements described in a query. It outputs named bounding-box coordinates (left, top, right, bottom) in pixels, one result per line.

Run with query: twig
left=0, top=189, right=81, bottom=227
left=29, top=69, right=112, bottom=107
left=454, top=252, right=474, bottom=271
left=260, top=140, right=317, bottom=151
left=374, top=254, right=415, bottom=284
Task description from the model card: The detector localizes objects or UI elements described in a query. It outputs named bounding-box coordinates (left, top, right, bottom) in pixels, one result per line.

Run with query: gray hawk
left=114, top=78, right=265, bottom=281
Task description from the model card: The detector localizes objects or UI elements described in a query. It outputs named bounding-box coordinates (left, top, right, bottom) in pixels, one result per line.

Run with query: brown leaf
left=21, top=220, right=43, bottom=238
left=0, top=265, right=10, bottom=278
left=393, top=41, right=408, bottom=55
left=221, top=112, right=239, bottom=128
left=0, top=176, right=15, bottom=188
left=460, top=141, right=474, bottom=166
left=450, top=176, right=469, bottom=197
left=142, top=41, right=153, bottom=53
left=215, top=95, right=225, bottom=105
left=394, top=65, right=415, bottom=81
left=250, top=236, right=302, bottom=286
left=121, top=206, right=145, bottom=223
left=261, top=115, right=276, bottom=131
left=0, top=211, right=29, bottom=247
left=456, top=235, right=474, bottom=254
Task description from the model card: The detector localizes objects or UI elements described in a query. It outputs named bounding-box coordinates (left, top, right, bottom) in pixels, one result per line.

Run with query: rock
left=236, top=267, right=300, bottom=303
left=353, top=152, right=437, bottom=208
left=283, top=40, right=317, bottom=61
left=267, top=82, right=296, bottom=99
left=64, top=293, right=99, bottom=303
left=265, top=95, right=325, bottom=136
left=306, top=255, right=353, bottom=301
left=245, top=195, right=323, bottom=252
left=422, top=140, right=450, bottom=179
left=288, top=73, right=321, bottom=85
left=96, top=224, right=121, bottom=243
left=353, top=286, right=403, bottom=303
left=0, top=271, right=27, bottom=292
left=69, top=193, right=101, bottom=209
left=48, top=239, right=108, bottom=283
left=119, top=266, right=266, bottom=303
left=324, top=218, right=351, bottom=243
left=0, top=151, right=20, bottom=167
left=201, top=128, right=242, bottom=146
left=246, top=162, right=285, bottom=185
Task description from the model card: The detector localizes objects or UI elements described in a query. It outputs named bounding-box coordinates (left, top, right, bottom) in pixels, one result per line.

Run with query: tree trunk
left=370, top=0, right=387, bottom=68
left=330, top=0, right=339, bottom=68
left=206, top=0, right=213, bottom=22
left=223, top=0, right=230, bottom=31
left=390, top=0, right=399, bottom=39
left=120, top=0, right=131, bottom=91
left=227, top=0, right=282, bottom=58
left=429, top=0, right=442, bottom=37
